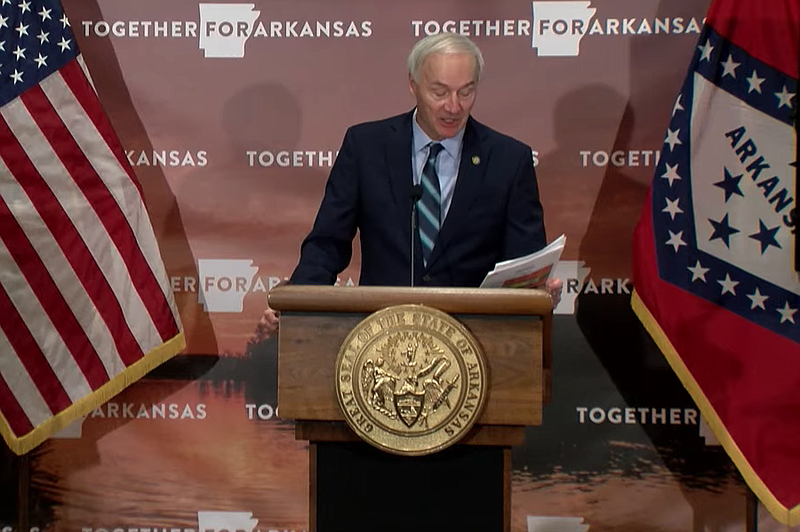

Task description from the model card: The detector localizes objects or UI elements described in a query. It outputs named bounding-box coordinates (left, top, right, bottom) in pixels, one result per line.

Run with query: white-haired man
left=259, top=32, right=560, bottom=337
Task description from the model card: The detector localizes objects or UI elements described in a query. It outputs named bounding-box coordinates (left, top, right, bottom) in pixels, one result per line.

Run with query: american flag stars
left=0, top=0, right=74, bottom=97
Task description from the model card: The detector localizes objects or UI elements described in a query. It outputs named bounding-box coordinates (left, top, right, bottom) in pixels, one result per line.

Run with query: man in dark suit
left=258, top=32, right=560, bottom=335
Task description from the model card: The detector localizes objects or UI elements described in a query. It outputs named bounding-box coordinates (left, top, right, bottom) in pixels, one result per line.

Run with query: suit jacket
left=290, top=111, right=546, bottom=287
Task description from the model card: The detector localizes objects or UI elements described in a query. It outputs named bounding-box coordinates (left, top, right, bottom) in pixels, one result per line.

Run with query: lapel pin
left=472, top=156, right=480, bottom=165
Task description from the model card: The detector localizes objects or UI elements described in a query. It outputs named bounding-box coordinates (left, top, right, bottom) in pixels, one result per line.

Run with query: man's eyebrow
left=430, top=81, right=476, bottom=89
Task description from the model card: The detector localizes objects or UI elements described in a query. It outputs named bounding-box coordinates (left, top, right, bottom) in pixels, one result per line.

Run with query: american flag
left=632, top=0, right=800, bottom=524
left=0, top=0, right=184, bottom=454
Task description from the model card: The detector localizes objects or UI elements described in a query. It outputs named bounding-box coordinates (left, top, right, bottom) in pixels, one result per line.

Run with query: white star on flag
left=666, top=230, right=687, bottom=252
left=774, top=85, right=795, bottom=109
left=746, top=70, right=765, bottom=93
left=673, top=94, right=684, bottom=116
left=663, top=197, right=683, bottom=220
left=721, top=54, right=739, bottom=77
left=718, top=273, right=739, bottom=295
left=698, top=40, right=714, bottom=61
left=664, top=129, right=682, bottom=151
left=688, top=260, right=710, bottom=282
left=777, top=302, right=797, bottom=324
left=747, top=288, right=768, bottom=310
left=661, top=163, right=682, bottom=187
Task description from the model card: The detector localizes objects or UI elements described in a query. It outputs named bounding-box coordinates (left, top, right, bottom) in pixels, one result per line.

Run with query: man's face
left=409, top=52, right=478, bottom=141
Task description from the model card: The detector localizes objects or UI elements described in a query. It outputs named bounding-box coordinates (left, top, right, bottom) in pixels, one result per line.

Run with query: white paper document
left=480, top=234, right=566, bottom=289
left=527, top=515, right=589, bottom=532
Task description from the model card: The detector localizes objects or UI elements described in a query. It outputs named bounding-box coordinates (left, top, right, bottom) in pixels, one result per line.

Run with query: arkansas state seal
left=335, top=304, right=487, bottom=456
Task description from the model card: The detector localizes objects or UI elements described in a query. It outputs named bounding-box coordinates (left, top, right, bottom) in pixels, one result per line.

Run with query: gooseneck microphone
left=410, top=184, right=423, bottom=286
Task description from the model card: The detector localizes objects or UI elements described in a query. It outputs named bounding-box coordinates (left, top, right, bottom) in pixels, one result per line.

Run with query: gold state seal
left=335, top=304, right=487, bottom=456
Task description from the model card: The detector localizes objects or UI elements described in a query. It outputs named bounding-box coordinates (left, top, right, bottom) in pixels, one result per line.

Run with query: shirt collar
left=411, top=108, right=465, bottom=160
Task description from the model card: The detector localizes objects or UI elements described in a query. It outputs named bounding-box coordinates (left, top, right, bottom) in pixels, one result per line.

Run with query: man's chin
left=436, top=121, right=465, bottom=138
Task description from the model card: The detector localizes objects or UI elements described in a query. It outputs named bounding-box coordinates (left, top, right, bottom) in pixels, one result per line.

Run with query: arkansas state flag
left=631, top=0, right=800, bottom=525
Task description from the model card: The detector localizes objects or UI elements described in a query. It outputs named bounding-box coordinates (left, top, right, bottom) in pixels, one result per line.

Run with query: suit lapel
left=428, top=117, right=488, bottom=267
left=386, top=111, right=414, bottom=209
left=384, top=111, right=420, bottom=271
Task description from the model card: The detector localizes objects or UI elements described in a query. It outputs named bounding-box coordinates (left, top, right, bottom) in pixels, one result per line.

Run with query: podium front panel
left=277, top=311, right=543, bottom=427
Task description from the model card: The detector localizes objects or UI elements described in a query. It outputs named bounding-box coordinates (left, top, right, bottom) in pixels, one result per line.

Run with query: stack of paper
left=480, top=234, right=566, bottom=289
left=527, top=515, right=590, bottom=532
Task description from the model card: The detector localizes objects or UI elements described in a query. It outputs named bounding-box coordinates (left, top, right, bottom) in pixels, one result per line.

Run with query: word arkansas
left=90, top=402, right=207, bottom=419
left=126, top=150, right=208, bottom=167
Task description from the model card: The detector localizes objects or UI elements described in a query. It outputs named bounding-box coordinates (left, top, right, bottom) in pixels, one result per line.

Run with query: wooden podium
left=270, top=285, right=552, bottom=532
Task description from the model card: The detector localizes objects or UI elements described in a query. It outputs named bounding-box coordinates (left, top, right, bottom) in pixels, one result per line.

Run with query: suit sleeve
left=501, top=145, right=547, bottom=260
left=289, top=128, right=360, bottom=284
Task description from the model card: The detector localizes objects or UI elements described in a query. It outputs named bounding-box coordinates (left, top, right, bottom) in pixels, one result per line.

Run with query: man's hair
left=407, top=33, right=484, bottom=83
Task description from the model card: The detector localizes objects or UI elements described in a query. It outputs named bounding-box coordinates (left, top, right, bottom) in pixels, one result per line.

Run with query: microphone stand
left=410, top=184, right=423, bottom=286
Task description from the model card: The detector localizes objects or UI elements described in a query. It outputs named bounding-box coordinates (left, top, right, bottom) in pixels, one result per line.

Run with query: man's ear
left=408, top=74, right=417, bottom=97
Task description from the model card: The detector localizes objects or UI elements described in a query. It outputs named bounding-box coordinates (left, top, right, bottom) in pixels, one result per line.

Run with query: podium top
left=269, top=285, right=552, bottom=316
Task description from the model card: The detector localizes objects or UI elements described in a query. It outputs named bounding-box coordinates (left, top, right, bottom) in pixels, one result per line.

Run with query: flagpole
left=17, top=452, right=29, bottom=532
left=745, top=485, right=758, bottom=531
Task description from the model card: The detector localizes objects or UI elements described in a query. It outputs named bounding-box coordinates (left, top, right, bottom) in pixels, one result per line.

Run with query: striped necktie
left=418, top=142, right=444, bottom=266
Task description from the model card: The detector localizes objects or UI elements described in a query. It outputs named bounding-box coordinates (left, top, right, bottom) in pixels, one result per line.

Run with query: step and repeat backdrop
left=6, top=0, right=791, bottom=530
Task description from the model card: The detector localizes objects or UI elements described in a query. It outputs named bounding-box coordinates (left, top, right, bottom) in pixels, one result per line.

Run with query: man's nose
left=443, top=92, right=461, bottom=113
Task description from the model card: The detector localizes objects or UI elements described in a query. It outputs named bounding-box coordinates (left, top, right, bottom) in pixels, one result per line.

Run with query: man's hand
left=545, top=277, right=563, bottom=310
left=254, top=306, right=280, bottom=342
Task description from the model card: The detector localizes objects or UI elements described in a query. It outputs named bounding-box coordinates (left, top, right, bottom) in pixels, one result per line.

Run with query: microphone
left=410, top=184, right=423, bottom=286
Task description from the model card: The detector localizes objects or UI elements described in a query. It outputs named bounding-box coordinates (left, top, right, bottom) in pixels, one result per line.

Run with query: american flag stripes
left=0, top=0, right=184, bottom=454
